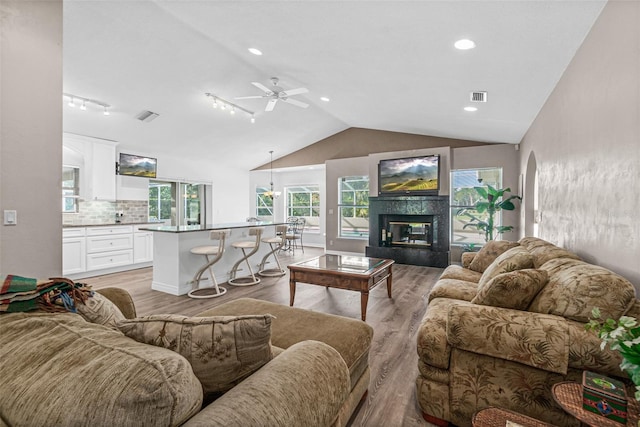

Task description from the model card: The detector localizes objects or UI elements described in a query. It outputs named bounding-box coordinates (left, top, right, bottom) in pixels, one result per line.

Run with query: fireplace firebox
left=381, top=216, right=433, bottom=248
left=366, top=196, right=449, bottom=267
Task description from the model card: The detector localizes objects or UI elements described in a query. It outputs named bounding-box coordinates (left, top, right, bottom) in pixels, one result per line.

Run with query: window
left=286, top=185, right=320, bottom=232
left=450, top=168, right=502, bottom=245
left=256, top=186, right=274, bottom=220
left=338, top=176, right=369, bottom=238
left=149, top=181, right=173, bottom=222
left=62, top=166, right=80, bottom=213
left=149, top=180, right=207, bottom=225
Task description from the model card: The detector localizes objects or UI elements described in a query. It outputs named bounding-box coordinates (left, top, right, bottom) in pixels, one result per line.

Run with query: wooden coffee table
left=288, top=254, right=394, bottom=321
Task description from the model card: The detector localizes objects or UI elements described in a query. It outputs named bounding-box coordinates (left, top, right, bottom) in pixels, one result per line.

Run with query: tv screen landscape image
left=118, top=153, right=157, bottom=178
left=378, top=155, right=439, bottom=195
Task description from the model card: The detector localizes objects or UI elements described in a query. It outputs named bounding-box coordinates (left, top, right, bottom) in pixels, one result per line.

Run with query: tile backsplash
left=63, top=200, right=149, bottom=225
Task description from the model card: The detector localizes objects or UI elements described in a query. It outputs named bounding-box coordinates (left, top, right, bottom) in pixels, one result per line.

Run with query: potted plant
left=586, top=308, right=640, bottom=400
left=457, top=185, right=521, bottom=242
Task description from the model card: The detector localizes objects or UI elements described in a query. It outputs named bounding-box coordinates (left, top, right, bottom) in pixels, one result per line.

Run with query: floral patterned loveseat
left=416, top=237, right=638, bottom=427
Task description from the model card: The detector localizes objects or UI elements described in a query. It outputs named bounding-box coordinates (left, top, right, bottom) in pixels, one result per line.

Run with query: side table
left=472, top=407, right=557, bottom=427
left=552, top=382, right=640, bottom=427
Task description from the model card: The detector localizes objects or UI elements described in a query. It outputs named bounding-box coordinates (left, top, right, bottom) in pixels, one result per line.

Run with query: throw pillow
left=76, top=291, right=126, bottom=330
left=471, top=269, right=549, bottom=310
left=467, top=240, right=520, bottom=273
left=478, top=246, right=534, bottom=287
left=117, top=314, right=274, bottom=394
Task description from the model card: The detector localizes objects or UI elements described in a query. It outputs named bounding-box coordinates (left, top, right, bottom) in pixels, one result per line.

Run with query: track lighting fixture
left=204, top=93, right=256, bottom=123
left=63, top=93, right=110, bottom=116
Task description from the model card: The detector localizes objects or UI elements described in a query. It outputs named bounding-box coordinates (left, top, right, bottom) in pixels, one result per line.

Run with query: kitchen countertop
left=63, top=222, right=164, bottom=228
left=139, top=221, right=287, bottom=233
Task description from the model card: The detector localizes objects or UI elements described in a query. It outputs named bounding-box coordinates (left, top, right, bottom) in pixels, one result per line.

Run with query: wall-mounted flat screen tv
left=118, top=153, right=157, bottom=178
left=378, top=154, right=440, bottom=195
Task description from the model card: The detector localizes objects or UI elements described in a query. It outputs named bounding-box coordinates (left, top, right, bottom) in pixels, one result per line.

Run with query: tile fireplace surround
left=366, top=196, right=449, bottom=267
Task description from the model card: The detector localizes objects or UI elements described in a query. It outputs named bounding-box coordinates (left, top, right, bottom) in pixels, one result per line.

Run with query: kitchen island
left=141, top=221, right=287, bottom=295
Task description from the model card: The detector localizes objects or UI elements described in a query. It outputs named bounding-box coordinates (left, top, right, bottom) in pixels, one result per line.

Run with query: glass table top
left=295, top=254, right=386, bottom=273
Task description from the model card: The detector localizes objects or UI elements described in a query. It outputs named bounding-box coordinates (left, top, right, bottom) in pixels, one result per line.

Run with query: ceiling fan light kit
left=235, top=77, right=309, bottom=112
left=204, top=93, right=255, bottom=123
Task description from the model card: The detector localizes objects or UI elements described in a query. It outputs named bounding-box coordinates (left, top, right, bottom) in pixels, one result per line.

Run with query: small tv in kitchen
left=118, top=153, right=157, bottom=178
left=378, top=154, right=439, bottom=195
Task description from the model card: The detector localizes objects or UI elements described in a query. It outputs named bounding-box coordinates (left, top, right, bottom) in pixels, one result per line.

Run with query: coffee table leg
left=289, top=276, right=296, bottom=306
left=360, top=291, right=368, bottom=321
left=387, top=265, right=393, bottom=298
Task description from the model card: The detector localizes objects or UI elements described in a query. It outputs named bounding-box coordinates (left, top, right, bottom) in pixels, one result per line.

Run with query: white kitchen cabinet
left=134, top=225, right=154, bottom=263
left=62, top=228, right=86, bottom=275
left=63, top=134, right=117, bottom=201
left=85, top=225, right=134, bottom=271
left=63, top=224, right=153, bottom=278
left=87, top=249, right=134, bottom=271
left=90, top=142, right=117, bottom=201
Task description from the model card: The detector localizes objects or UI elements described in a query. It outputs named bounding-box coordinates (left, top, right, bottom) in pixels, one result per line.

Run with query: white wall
left=152, top=151, right=250, bottom=224
left=1, top=0, right=63, bottom=278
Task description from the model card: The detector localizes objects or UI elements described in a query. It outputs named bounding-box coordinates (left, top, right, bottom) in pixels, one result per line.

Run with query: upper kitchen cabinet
left=63, top=133, right=117, bottom=201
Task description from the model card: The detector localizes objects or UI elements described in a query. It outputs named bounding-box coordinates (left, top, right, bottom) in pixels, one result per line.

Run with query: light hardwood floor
left=83, top=247, right=441, bottom=427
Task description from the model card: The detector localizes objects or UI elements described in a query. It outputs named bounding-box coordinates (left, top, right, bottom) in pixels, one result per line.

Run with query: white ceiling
left=63, top=0, right=606, bottom=170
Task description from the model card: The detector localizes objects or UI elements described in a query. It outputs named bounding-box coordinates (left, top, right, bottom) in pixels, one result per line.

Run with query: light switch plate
left=4, top=210, right=17, bottom=225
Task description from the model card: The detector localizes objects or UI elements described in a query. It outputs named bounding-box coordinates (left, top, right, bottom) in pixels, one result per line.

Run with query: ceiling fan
left=235, top=77, right=309, bottom=112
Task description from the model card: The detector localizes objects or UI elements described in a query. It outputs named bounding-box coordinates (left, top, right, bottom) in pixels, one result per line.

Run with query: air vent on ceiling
left=470, top=91, right=488, bottom=102
left=135, top=110, right=160, bottom=122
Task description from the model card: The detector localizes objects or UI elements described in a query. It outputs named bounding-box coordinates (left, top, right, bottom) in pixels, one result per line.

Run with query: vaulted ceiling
left=63, top=0, right=606, bottom=169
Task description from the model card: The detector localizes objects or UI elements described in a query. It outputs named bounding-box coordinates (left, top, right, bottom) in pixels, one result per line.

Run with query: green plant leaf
left=474, top=186, right=488, bottom=199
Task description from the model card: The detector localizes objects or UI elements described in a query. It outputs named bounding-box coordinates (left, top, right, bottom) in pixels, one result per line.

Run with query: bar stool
left=228, top=227, right=264, bottom=286
left=258, top=225, right=288, bottom=277
left=188, top=229, right=228, bottom=299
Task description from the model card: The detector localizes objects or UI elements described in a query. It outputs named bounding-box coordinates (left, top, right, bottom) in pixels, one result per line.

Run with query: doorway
left=149, top=180, right=208, bottom=226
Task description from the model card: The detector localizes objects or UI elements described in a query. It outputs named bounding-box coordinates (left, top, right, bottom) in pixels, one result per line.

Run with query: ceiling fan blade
left=282, top=98, right=309, bottom=109
left=265, top=98, right=278, bottom=112
left=234, top=95, right=266, bottom=100
left=252, top=82, right=274, bottom=95
left=282, top=87, right=308, bottom=96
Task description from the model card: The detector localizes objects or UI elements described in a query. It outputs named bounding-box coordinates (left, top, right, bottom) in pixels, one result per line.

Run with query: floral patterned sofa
left=416, top=237, right=639, bottom=427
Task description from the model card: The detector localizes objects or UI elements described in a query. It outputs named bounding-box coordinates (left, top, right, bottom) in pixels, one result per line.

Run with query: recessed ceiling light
left=464, top=106, right=478, bottom=112
left=320, top=97, right=330, bottom=102
left=248, top=47, right=262, bottom=56
left=454, top=39, right=476, bottom=50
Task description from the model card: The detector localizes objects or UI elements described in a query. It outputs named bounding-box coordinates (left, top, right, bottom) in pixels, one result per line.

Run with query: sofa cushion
left=471, top=269, right=548, bottom=310
left=467, top=240, right=520, bottom=273
left=439, top=265, right=482, bottom=283
left=76, top=291, right=126, bottom=330
left=428, top=278, right=479, bottom=303
left=529, top=258, right=636, bottom=322
left=117, top=314, right=274, bottom=394
left=0, top=312, right=202, bottom=427
left=518, top=236, right=581, bottom=268
left=478, top=246, right=534, bottom=287
left=195, top=298, right=373, bottom=393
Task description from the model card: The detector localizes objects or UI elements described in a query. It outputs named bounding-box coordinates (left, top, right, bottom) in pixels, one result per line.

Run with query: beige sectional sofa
left=0, top=290, right=373, bottom=427
left=416, top=237, right=638, bottom=427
